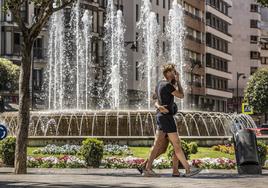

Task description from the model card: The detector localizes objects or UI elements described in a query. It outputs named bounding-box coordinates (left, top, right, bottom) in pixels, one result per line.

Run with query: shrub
left=257, top=141, right=267, bottom=167
left=79, top=138, right=104, bottom=168
left=167, top=140, right=191, bottom=160
left=0, top=137, right=16, bottom=166
left=188, top=142, right=198, bottom=154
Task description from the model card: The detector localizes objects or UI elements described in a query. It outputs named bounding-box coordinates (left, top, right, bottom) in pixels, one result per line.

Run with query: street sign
left=242, top=103, right=254, bottom=115
left=0, top=124, right=8, bottom=140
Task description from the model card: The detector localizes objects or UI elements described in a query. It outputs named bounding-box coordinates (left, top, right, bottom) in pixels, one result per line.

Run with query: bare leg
left=145, top=130, right=168, bottom=170
left=172, top=153, right=180, bottom=175
left=167, top=132, right=190, bottom=173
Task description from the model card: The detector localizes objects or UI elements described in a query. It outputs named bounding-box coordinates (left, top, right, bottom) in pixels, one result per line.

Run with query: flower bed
left=190, top=158, right=236, bottom=169
left=33, top=144, right=81, bottom=155
left=26, top=155, right=237, bottom=169
left=32, top=144, right=133, bottom=156
left=103, top=156, right=145, bottom=169
left=103, top=144, right=133, bottom=156
left=103, top=156, right=236, bottom=169
left=27, top=155, right=86, bottom=168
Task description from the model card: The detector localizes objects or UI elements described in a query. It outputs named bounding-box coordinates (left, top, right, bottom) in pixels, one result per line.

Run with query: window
left=250, top=51, right=260, bottom=59
left=163, top=16, right=165, bottom=32
left=136, top=4, right=139, bottom=22
left=136, top=62, right=139, bottom=81
left=163, top=0, right=165, bottom=8
left=33, top=69, right=43, bottom=90
left=136, top=32, right=139, bottom=52
left=250, top=67, right=258, bottom=75
left=250, top=20, right=259, bottom=28
left=14, top=33, right=20, bottom=45
left=162, top=41, right=165, bottom=53
left=168, top=0, right=171, bottom=9
left=250, top=35, right=258, bottom=44
left=156, top=13, right=159, bottom=24
left=156, top=0, right=159, bottom=6
left=250, top=4, right=259, bottom=12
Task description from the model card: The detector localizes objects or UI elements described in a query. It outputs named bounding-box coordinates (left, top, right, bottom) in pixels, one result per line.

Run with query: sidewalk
left=0, top=168, right=267, bottom=188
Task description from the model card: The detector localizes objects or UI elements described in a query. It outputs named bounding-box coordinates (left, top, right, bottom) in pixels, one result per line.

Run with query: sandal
left=143, top=169, right=160, bottom=177
left=172, top=173, right=185, bottom=177
left=137, top=164, right=145, bottom=174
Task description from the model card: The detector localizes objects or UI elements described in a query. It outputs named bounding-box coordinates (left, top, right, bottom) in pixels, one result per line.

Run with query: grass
left=190, top=147, right=235, bottom=160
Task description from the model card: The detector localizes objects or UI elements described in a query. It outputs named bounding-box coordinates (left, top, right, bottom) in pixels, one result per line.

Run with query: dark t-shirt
left=155, top=80, right=176, bottom=115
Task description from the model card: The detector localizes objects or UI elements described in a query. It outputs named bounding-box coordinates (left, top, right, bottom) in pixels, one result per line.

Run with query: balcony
left=185, top=83, right=206, bottom=96
left=1, top=48, right=47, bottom=61
left=206, top=87, right=233, bottom=98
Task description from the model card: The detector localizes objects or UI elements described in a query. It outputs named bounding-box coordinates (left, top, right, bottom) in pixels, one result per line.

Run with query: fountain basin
left=1, top=110, right=256, bottom=138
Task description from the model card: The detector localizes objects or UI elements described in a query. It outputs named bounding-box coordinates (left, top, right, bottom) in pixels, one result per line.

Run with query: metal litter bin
left=233, top=128, right=262, bottom=174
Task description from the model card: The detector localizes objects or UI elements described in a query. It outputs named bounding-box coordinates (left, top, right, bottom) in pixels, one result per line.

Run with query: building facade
left=204, top=0, right=233, bottom=112
left=228, top=0, right=261, bottom=113
left=122, top=0, right=232, bottom=112
left=0, top=0, right=106, bottom=107
left=260, top=7, right=268, bottom=69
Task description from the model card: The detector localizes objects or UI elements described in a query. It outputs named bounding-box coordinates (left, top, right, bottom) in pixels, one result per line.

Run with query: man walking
left=141, top=64, right=201, bottom=177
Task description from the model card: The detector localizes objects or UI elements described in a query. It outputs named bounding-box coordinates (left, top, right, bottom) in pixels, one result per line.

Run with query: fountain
left=104, top=0, right=127, bottom=109
left=137, top=0, right=159, bottom=109
left=166, top=0, right=186, bottom=109
left=0, top=0, right=258, bottom=145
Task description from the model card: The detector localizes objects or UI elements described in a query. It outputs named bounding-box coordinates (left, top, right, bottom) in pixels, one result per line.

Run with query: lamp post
left=236, top=72, right=246, bottom=113
left=31, top=14, right=36, bottom=110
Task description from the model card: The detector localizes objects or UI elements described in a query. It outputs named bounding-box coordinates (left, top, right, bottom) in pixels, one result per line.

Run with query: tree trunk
left=14, top=40, right=32, bottom=174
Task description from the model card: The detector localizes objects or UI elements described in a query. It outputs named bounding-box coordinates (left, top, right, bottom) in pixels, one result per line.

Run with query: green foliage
left=0, top=58, right=19, bottom=92
left=167, top=140, right=198, bottom=160
left=188, top=142, right=198, bottom=154
left=257, top=0, right=268, bottom=7
left=79, top=138, right=104, bottom=168
left=257, top=141, right=267, bottom=167
left=244, top=68, right=268, bottom=113
left=0, top=137, right=16, bottom=166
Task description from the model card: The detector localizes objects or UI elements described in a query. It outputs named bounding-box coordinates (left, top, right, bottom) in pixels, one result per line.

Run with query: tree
left=0, top=58, right=20, bottom=92
left=3, top=0, right=76, bottom=174
left=257, top=0, right=268, bottom=6
left=244, top=68, right=268, bottom=122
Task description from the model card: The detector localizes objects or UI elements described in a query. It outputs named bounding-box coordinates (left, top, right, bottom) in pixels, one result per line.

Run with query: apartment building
left=122, top=0, right=232, bottom=112
left=204, top=0, right=233, bottom=112
left=0, top=0, right=106, bottom=106
left=122, top=0, right=206, bottom=109
left=228, top=0, right=261, bottom=113
left=260, top=7, right=268, bottom=68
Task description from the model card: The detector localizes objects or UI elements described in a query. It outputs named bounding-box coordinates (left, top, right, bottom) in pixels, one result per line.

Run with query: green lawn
left=190, top=147, right=235, bottom=160
left=129, top=147, right=236, bottom=160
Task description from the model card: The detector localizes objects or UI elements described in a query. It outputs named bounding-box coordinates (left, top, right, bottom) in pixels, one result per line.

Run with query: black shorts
left=156, top=113, right=177, bottom=133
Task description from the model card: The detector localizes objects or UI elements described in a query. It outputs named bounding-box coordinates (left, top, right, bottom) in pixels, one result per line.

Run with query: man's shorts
left=156, top=113, right=177, bottom=133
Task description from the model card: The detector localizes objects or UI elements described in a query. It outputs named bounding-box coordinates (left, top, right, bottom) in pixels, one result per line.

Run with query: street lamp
left=31, top=14, right=37, bottom=110
left=236, top=72, right=246, bottom=113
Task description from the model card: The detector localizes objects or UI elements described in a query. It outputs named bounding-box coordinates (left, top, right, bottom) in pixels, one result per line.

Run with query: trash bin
left=233, top=129, right=262, bottom=175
